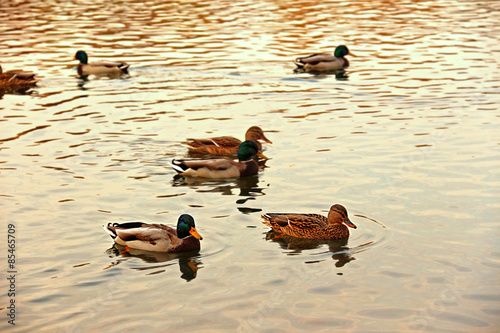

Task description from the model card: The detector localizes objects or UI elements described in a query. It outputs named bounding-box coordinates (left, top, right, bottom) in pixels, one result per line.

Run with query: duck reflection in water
left=264, top=231, right=354, bottom=267
left=294, top=67, right=349, bottom=80
left=172, top=167, right=267, bottom=214
left=106, top=245, right=202, bottom=281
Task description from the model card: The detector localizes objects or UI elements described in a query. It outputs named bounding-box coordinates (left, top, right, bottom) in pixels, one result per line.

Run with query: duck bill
left=260, top=134, right=273, bottom=144
left=344, top=218, right=357, bottom=229
left=348, top=51, right=356, bottom=57
left=257, top=151, right=269, bottom=159
left=190, top=227, right=203, bottom=240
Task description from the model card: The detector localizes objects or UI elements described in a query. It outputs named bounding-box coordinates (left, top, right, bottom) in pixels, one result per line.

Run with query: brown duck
left=261, top=204, right=357, bottom=239
left=0, top=64, right=38, bottom=88
left=185, top=126, right=272, bottom=155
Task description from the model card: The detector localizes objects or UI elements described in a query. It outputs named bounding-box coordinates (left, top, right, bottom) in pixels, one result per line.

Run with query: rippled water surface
left=1, top=0, right=499, bottom=332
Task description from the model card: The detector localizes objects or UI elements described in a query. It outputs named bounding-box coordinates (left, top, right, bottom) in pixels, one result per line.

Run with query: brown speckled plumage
left=185, top=126, right=272, bottom=155
left=261, top=204, right=357, bottom=240
left=0, top=64, right=38, bottom=88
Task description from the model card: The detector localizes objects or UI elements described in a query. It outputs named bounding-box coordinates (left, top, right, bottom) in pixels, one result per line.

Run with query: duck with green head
left=261, top=204, right=357, bottom=239
left=74, top=50, right=130, bottom=76
left=170, top=140, right=266, bottom=178
left=103, top=214, right=202, bottom=253
left=294, top=45, right=355, bottom=72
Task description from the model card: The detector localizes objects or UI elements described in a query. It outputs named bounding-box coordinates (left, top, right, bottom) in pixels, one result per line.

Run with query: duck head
left=177, top=214, right=203, bottom=240
left=328, top=204, right=357, bottom=229
left=74, top=50, right=89, bottom=64
left=238, top=140, right=267, bottom=161
left=334, top=45, right=355, bottom=58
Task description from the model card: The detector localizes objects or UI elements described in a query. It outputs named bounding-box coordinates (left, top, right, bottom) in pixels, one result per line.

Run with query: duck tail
left=118, top=63, right=130, bottom=73
left=169, top=159, right=189, bottom=173
left=293, top=58, right=305, bottom=69
left=261, top=213, right=273, bottom=227
left=103, top=223, right=117, bottom=239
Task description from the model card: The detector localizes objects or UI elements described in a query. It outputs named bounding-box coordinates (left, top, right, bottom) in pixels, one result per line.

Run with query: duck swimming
left=261, top=204, right=357, bottom=239
left=74, top=50, right=129, bottom=76
left=0, top=64, right=38, bottom=88
left=294, top=45, right=354, bottom=72
left=185, top=126, right=272, bottom=155
left=103, top=214, right=202, bottom=253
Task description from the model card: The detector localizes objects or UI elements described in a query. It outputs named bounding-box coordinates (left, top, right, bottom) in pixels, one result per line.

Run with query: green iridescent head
left=74, top=50, right=89, bottom=64
left=334, top=45, right=351, bottom=58
left=237, top=140, right=261, bottom=161
left=176, top=214, right=203, bottom=240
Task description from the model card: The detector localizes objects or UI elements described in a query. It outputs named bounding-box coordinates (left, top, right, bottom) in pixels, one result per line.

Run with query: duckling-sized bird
left=0, top=64, right=38, bottom=87
left=294, top=45, right=354, bottom=72
left=103, top=214, right=202, bottom=253
left=170, top=140, right=266, bottom=178
left=74, top=50, right=129, bottom=76
left=185, top=126, right=272, bottom=155
left=261, top=204, right=357, bottom=239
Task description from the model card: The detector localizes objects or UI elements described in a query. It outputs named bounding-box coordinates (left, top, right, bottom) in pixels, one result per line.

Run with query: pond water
left=1, top=0, right=499, bottom=332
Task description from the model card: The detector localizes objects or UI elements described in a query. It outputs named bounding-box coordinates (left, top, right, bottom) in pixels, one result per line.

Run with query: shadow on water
left=105, top=245, right=202, bottom=282
left=264, top=231, right=355, bottom=268
left=76, top=72, right=131, bottom=90
left=293, top=68, right=350, bottom=80
left=172, top=174, right=267, bottom=213
left=0, top=85, right=38, bottom=97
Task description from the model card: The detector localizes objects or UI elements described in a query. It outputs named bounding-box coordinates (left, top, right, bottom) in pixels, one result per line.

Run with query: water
left=1, top=0, right=499, bottom=332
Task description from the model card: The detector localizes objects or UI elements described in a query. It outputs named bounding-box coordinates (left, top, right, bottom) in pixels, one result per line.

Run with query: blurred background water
left=0, top=0, right=499, bottom=332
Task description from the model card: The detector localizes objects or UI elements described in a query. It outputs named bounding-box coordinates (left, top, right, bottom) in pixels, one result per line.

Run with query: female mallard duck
left=261, top=204, right=357, bottom=239
left=103, top=214, right=202, bottom=253
left=74, top=50, right=129, bottom=76
left=185, top=126, right=272, bottom=155
left=294, top=45, right=354, bottom=72
left=0, top=64, right=38, bottom=87
left=170, top=140, right=266, bottom=178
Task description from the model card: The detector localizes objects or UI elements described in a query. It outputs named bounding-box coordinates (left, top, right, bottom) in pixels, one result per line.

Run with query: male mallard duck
left=185, top=126, right=272, bottom=155
left=170, top=140, right=266, bottom=178
left=0, top=64, right=38, bottom=87
left=74, top=50, right=129, bottom=76
left=261, top=204, right=357, bottom=239
left=294, top=45, right=354, bottom=72
left=103, top=214, right=202, bottom=253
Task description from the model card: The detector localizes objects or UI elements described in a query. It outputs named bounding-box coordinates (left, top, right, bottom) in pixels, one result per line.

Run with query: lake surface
left=1, top=0, right=499, bottom=332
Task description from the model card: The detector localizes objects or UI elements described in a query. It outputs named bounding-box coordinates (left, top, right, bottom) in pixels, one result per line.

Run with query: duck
left=73, top=50, right=129, bottom=76
left=294, top=45, right=354, bottom=72
left=261, top=204, right=357, bottom=239
left=0, top=64, right=38, bottom=87
left=170, top=140, right=266, bottom=178
left=185, top=126, right=272, bottom=155
left=103, top=214, right=202, bottom=253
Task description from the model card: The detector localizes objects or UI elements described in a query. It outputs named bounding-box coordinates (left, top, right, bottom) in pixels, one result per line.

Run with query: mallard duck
left=103, top=214, right=202, bottom=253
left=0, top=64, right=38, bottom=87
left=74, top=50, right=129, bottom=76
left=294, top=45, right=354, bottom=72
left=261, top=204, right=357, bottom=239
left=170, top=140, right=266, bottom=178
left=185, top=126, right=272, bottom=155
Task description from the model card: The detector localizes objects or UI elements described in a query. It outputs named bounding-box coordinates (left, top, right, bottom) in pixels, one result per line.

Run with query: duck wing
left=295, top=53, right=337, bottom=65
left=186, top=136, right=241, bottom=148
left=170, top=157, right=242, bottom=178
left=89, top=60, right=129, bottom=70
left=2, top=69, right=37, bottom=80
left=107, top=223, right=175, bottom=245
